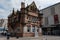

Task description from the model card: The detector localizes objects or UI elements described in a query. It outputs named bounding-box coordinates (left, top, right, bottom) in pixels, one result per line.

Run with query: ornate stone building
left=8, top=1, right=43, bottom=37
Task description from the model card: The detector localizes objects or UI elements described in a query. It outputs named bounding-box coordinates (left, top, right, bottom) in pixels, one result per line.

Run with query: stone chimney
left=21, top=2, right=25, bottom=13
left=21, top=2, right=25, bottom=9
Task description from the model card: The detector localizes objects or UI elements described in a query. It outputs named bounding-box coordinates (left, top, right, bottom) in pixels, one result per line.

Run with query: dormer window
left=31, top=6, right=33, bottom=11
left=30, top=6, right=36, bottom=12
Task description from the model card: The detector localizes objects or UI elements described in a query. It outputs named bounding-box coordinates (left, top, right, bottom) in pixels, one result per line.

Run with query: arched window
left=32, top=27, right=35, bottom=32
left=27, top=25, right=31, bottom=32
left=32, top=25, right=35, bottom=32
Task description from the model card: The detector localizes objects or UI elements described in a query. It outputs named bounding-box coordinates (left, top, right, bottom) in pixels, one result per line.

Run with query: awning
left=42, top=25, right=56, bottom=28
left=51, top=23, right=60, bottom=26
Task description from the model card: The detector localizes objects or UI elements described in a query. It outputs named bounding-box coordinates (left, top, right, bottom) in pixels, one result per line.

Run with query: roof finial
left=13, top=8, right=14, bottom=13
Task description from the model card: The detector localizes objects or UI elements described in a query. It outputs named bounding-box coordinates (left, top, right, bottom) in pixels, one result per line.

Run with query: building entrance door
left=35, top=26, right=38, bottom=37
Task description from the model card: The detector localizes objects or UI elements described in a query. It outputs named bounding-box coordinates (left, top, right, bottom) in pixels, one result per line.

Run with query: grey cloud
left=0, top=0, right=60, bottom=19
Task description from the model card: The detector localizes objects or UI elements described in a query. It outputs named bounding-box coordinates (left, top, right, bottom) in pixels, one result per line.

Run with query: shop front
left=42, top=24, right=60, bottom=36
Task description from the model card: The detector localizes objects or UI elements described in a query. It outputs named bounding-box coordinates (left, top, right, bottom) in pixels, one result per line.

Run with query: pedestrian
left=7, top=32, right=10, bottom=40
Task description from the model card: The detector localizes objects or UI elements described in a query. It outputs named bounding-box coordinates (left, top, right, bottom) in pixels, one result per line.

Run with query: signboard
left=54, top=15, right=59, bottom=24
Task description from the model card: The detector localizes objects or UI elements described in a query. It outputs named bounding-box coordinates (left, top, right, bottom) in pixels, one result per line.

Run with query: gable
left=30, top=1, right=37, bottom=8
left=26, top=1, right=38, bottom=12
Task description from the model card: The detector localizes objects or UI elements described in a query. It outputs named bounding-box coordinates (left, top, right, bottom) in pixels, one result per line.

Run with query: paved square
left=0, top=36, right=60, bottom=40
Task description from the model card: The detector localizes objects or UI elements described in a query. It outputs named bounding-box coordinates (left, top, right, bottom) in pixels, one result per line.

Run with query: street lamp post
left=15, top=28, right=19, bottom=39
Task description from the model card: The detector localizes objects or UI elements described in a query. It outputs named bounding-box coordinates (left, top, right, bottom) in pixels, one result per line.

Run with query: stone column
left=24, top=26, right=27, bottom=33
left=35, top=26, right=38, bottom=37
left=39, top=27, right=42, bottom=35
left=39, top=28, right=42, bottom=33
left=31, top=25, right=32, bottom=32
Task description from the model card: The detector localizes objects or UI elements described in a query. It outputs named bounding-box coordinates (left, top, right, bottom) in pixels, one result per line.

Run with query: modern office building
left=40, top=2, right=60, bottom=35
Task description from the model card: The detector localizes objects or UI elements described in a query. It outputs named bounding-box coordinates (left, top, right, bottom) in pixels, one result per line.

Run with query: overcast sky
left=0, top=0, right=60, bottom=19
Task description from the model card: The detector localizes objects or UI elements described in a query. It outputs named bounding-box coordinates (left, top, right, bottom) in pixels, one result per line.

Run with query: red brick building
left=8, top=1, right=43, bottom=37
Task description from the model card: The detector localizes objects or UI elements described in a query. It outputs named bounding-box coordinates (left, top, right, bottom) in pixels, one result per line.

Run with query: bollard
left=7, top=36, right=10, bottom=40
left=16, top=36, right=19, bottom=39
